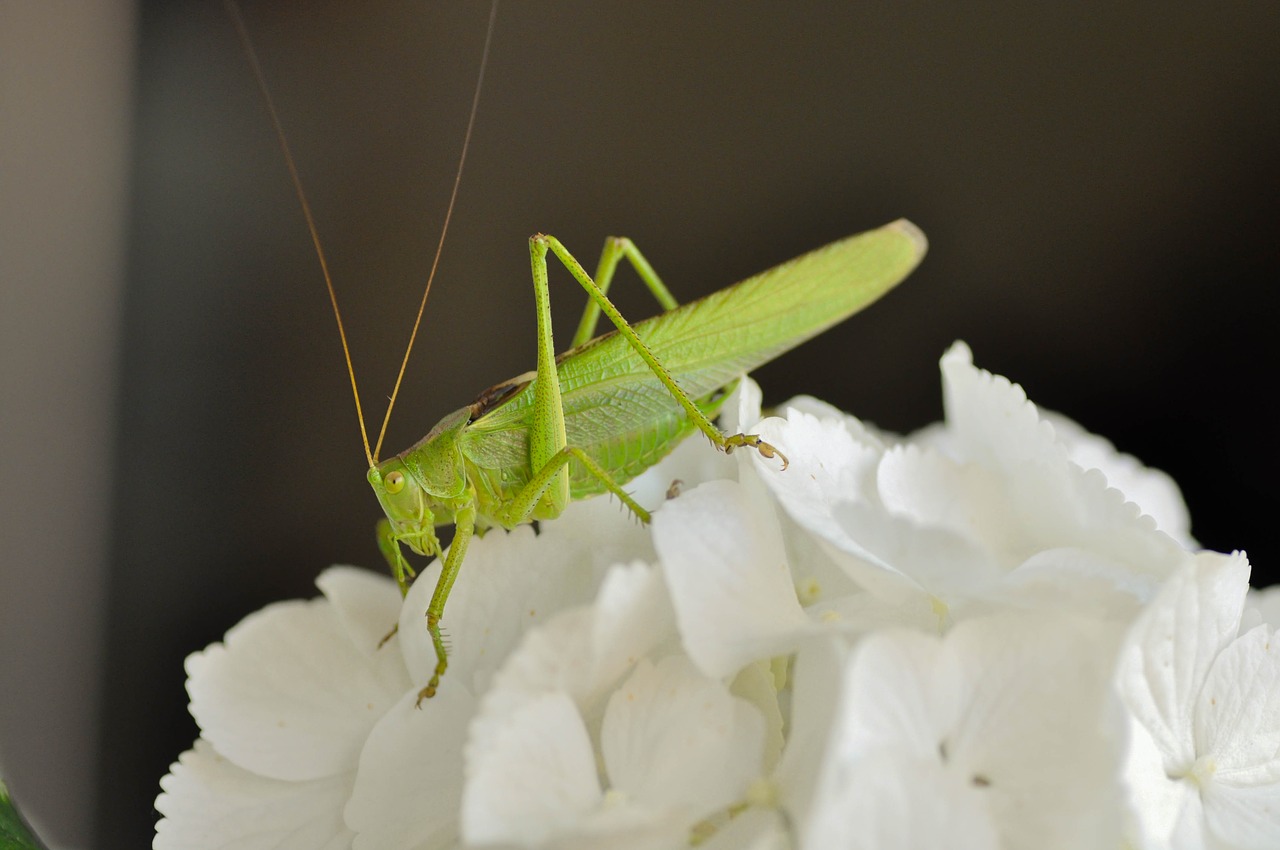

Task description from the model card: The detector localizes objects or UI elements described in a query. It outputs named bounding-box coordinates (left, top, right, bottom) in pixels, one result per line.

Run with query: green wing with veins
left=462, top=220, right=926, bottom=494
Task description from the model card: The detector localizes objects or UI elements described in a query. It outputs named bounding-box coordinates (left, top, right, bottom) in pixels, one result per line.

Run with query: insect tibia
left=609, top=492, right=648, bottom=524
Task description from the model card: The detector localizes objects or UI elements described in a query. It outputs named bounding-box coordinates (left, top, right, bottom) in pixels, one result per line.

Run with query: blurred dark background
left=2, top=1, right=1277, bottom=847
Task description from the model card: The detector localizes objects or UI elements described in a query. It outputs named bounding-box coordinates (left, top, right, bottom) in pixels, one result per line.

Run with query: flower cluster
left=155, top=343, right=1280, bottom=849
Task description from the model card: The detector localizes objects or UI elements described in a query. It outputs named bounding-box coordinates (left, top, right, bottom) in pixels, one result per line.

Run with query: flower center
left=1168, top=754, right=1217, bottom=788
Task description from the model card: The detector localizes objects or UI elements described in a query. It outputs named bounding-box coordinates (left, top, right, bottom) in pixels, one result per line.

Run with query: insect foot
left=416, top=661, right=446, bottom=707
left=722, top=433, right=789, bottom=470
left=416, top=612, right=449, bottom=707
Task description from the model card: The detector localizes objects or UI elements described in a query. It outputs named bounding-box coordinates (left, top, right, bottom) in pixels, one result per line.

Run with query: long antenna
left=225, top=0, right=375, bottom=467
left=373, top=0, right=500, bottom=463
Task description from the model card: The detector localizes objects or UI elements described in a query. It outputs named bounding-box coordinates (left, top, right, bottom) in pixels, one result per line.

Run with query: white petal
left=752, top=407, right=882, bottom=516
left=804, top=586, right=943, bottom=635
left=1007, top=461, right=1183, bottom=581
left=463, top=609, right=600, bottom=843
left=805, top=753, right=1000, bottom=850
left=1197, top=624, right=1280, bottom=777
left=345, top=682, right=476, bottom=850
left=587, top=562, right=678, bottom=703
left=315, top=566, right=405, bottom=659
left=397, top=523, right=601, bottom=695
left=772, top=499, right=866, bottom=607
left=941, top=614, right=1123, bottom=850
left=748, top=409, right=941, bottom=604
left=539, top=480, right=663, bottom=567
left=652, top=479, right=809, bottom=678
left=749, top=403, right=1009, bottom=610
left=730, top=661, right=786, bottom=776
left=938, top=344, right=1184, bottom=580
left=461, top=691, right=602, bottom=846
left=545, top=811, right=686, bottom=850
left=698, top=807, right=787, bottom=850
left=875, top=444, right=1012, bottom=556
left=478, top=562, right=673, bottom=712
left=154, top=739, right=354, bottom=850
left=773, top=638, right=845, bottom=836
left=620, top=430, right=740, bottom=512
left=834, top=629, right=942, bottom=764
left=1168, top=792, right=1211, bottom=850
left=728, top=375, right=765, bottom=433
left=1201, top=779, right=1280, bottom=850
left=462, top=565, right=677, bottom=845
left=601, top=655, right=765, bottom=816
left=776, top=394, right=893, bottom=450
left=938, top=341, right=1063, bottom=471
left=826, top=614, right=1122, bottom=850
left=1044, top=410, right=1194, bottom=548
left=1118, top=553, right=1251, bottom=769
left=1001, top=547, right=1157, bottom=621
left=827, top=498, right=1000, bottom=602
left=1121, top=714, right=1201, bottom=850
left=186, top=598, right=412, bottom=781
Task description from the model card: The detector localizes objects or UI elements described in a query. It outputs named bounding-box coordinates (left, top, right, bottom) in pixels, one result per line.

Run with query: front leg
left=417, top=497, right=477, bottom=704
left=376, top=518, right=416, bottom=595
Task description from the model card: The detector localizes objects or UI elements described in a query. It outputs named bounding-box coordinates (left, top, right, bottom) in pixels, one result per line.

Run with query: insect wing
left=464, top=220, right=926, bottom=481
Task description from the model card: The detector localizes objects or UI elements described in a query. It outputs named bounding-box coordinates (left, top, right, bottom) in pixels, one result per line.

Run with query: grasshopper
left=375, top=222, right=925, bottom=698
left=229, top=3, right=927, bottom=701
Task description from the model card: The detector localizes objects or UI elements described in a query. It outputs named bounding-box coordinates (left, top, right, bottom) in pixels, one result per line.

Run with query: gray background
left=2, top=1, right=1278, bottom=847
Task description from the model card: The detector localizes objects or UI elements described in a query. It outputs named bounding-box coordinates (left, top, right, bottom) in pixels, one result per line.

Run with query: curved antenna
left=226, top=0, right=376, bottom=467
left=372, top=0, right=500, bottom=464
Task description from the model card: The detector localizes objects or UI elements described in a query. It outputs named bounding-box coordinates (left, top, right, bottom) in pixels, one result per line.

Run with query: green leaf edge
left=0, top=779, right=48, bottom=850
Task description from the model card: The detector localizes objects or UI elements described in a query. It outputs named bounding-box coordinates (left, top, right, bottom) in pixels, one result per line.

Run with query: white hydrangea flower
left=1040, top=410, right=1194, bottom=548
left=155, top=567, right=405, bottom=849
left=1117, top=552, right=1280, bottom=850
left=803, top=614, right=1124, bottom=850
left=748, top=341, right=1192, bottom=632
left=157, top=487, right=659, bottom=850
left=463, top=601, right=766, bottom=848
left=155, top=343, right=1267, bottom=850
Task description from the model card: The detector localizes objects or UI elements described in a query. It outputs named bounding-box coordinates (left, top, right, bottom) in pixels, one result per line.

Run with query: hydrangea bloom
left=1118, top=552, right=1280, bottom=849
left=156, top=343, right=1277, bottom=850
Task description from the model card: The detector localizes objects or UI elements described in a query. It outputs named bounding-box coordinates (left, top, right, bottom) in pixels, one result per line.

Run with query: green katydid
left=229, top=2, right=927, bottom=701
left=373, top=223, right=926, bottom=698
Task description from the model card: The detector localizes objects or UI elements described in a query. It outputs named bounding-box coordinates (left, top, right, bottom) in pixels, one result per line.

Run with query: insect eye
left=385, top=471, right=406, bottom=495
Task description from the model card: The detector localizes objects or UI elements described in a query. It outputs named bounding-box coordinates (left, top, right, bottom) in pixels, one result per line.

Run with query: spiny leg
left=534, top=234, right=787, bottom=468
left=413, top=449, right=642, bottom=704
left=572, top=236, right=679, bottom=347
left=377, top=506, right=477, bottom=702
left=417, top=497, right=477, bottom=704
left=495, top=444, right=651, bottom=529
